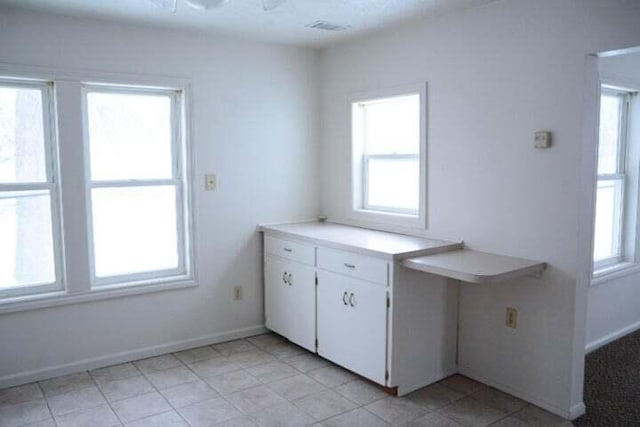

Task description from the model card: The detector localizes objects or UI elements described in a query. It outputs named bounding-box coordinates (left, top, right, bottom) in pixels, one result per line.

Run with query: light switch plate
left=205, top=174, right=217, bottom=191
left=534, top=131, right=552, bottom=148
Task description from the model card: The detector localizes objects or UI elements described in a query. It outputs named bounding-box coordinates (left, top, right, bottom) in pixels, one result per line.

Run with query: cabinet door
left=264, top=256, right=316, bottom=352
left=317, top=270, right=388, bottom=385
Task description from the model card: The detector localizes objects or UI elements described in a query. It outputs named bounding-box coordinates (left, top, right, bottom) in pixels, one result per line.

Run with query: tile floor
left=0, top=333, right=574, bottom=427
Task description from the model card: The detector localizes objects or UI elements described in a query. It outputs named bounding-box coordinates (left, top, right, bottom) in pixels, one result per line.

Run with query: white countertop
left=259, top=221, right=462, bottom=260
left=401, top=249, right=546, bottom=284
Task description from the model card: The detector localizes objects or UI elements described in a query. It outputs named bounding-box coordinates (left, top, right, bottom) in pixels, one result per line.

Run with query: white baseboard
left=0, top=324, right=267, bottom=389
left=457, top=366, right=575, bottom=420
left=570, top=402, right=586, bottom=419
left=585, top=319, right=640, bottom=354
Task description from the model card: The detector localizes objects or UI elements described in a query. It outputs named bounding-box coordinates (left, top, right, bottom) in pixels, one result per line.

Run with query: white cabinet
left=264, top=238, right=316, bottom=353
left=317, top=270, right=388, bottom=384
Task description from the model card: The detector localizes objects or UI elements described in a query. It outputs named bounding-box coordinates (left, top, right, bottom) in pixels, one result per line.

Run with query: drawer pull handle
left=349, top=293, right=356, bottom=307
left=283, top=272, right=288, bottom=284
left=287, top=273, right=292, bottom=286
left=283, top=248, right=293, bottom=252
left=342, top=292, right=349, bottom=306
left=343, top=263, right=356, bottom=269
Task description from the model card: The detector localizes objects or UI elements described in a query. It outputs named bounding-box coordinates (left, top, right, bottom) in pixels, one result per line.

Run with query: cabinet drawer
left=317, top=248, right=388, bottom=285
left=264, top=235, right=315, bottom=266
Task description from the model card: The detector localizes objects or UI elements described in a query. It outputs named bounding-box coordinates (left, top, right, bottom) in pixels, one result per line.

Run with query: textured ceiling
left=0, top=0, right=499, bottom=48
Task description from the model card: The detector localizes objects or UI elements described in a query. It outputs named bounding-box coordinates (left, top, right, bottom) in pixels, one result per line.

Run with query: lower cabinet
left=317, top=270, right=388, bottom=385
left=264, top=255, right=316, bottom=352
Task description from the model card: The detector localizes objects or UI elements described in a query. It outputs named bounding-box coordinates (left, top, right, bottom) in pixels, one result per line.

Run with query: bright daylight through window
left=0, top=79, right=61, bottom=298
left=593, top=86, right=637, bottom=273
left=351, top=88, right=425, bottom=226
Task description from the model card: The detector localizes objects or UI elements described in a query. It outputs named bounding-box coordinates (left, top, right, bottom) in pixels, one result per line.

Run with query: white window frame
left=0, top=77, right=65, bottom=299
left=593, top=84, right=637, bottom=277
left=81, top=83, right=192, bottom=288
left=349, top=83, right=427, bottom=230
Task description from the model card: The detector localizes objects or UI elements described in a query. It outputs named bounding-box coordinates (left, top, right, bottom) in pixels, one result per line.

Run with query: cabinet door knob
left=349, top=293, right=356, bottom=307
left=283, top=272, right=288, bottom=284
left=342, top=292, right=349, bottom=305
left=287, top=273, right=292, bottom=286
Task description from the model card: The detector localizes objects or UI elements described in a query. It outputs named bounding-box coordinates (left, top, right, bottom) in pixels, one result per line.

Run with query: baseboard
left=457, top=366, right=573, bottom=420
left=585, top=319, right=640, bottom=354
left=570, top=402, right=586, bottom=419
left=0, top=324, right=267, bottom=389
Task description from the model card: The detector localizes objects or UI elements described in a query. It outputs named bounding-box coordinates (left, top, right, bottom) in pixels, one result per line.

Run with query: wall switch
left=506, top=307, right=518, bottom=329
left=205, top=174, right=217, bottom=191
left=233, top=285, right=242, bottom=301
left=534, top=131, right=552, bottom=148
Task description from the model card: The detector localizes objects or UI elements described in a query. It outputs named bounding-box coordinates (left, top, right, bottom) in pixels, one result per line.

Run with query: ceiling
left=0, top=0, right=499, bottom=48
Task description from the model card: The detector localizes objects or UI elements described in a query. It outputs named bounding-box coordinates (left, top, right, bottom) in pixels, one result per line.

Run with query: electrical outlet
left=506, top=307, right=517, bottom=329
left=233, top=285, right=242, bottom=301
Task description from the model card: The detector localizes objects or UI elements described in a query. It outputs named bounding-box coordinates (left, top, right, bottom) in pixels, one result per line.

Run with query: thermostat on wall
left=534, top=131, right=552, bottom=148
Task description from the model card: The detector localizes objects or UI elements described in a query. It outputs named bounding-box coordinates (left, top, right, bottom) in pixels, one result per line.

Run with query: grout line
left=87, top=370, right=126, bottom=426
left=36, top=381, right=59, bottom=427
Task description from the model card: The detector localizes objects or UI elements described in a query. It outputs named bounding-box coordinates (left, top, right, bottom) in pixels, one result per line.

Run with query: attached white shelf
left=402, top=249, right=546, bottom=284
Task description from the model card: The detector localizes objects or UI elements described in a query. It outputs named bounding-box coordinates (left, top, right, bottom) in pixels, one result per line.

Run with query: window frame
left=349, top=83, right=428, bottom=230
left=593, top=85, right=635, bottom=274
left=0, top=77, right=65, bottom=299
left=81, top=83, right=192, bottom=288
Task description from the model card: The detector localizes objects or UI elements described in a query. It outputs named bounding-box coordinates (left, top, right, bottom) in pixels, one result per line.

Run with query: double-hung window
left=0, top=78, right=62, bottom=298
left=83, top=85, right=190, bottom=286
left=351, top=84, right=427, bottom=229
left=593, top=86, right=635, bottom=271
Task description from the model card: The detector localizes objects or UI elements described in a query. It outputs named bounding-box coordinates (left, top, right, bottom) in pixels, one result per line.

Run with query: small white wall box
left=534, top=131, right=552, bottom=148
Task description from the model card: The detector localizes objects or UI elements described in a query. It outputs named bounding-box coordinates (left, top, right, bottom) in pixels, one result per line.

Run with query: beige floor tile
left=226, top=349, right=277, bottom=369
left=489, top=415, right=530, bottom=427
left=46, top=386, right=106, bottom=416
left=144, top=366, right=199, bottom=389
left=334, top=380, right=387, bottom=405
left=134, top=355, right=182, bottom=374
left=160, top=380, right=220, bottom=408
left=178, top=397, right=243, bottom=426
left=307, top=366, right=356, bottom=388
left=96, top=375, right=154, bottom=403
left=0, top=399, right=52, bottom=427
left=226, top=385, right=288, bottom=415
left=469, top=387, right=527, bottom=415
left=39, top=372, right=94, bottom=396
left=214, top=416, right=258, bottom=427
left=19, top=419, right=57, bottom=427
left=188, top=358, right=241, bottom=378
left=203, top=371, right=262, bottom=395
left=320, top=408, right=390, bottom=427
left=124, top=410, right=188, bottom=426
left=408, top=383, right=465, bottom=411
left=245, top=361, right=298, bottom=384
left=404, top=412, right=465, bottom=427
left=267, top=374, right=325, bottom=401
left=173, top=346, right=221, bottom=364
left=439, top=376, right=485, bottom=396
left=0, top=383, right=43, bottom=405
left=293, top=389, right=357, bottom=421
left=284, top=354, right=331, bottom=373
left=249, top=401, right=315, bottom=427
left=90, top=363, right=140, bottom=382
left=438, top=396, right=506, bottom=427
left=212, top=340, right=257, bottom=357
left=111, top=391, right=172, bottom=423
left=246, top=334, right=286, bottom=349
left=512, top=405, right=566, bottom=426
left=263, top=342, right=307, bottom=359
left=54, top=404, right=120, bottom=427
left=365, top=396, right=428, bottom=425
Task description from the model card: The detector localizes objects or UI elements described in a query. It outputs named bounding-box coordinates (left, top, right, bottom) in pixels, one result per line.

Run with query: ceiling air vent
left=306, top=21, right=350, bottom=31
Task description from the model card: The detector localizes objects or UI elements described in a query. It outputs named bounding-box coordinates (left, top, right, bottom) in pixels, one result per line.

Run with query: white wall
left=318, top=0, right=640, bottom=418
left=587, top=53, right=640, bottom=351
left=0, top=8, right=319, bottom=386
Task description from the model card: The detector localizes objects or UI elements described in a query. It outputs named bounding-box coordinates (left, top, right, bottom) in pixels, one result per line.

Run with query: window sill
left=0, top=277, right=197, bottom=315
left=592, top=262, right=640, bottom=286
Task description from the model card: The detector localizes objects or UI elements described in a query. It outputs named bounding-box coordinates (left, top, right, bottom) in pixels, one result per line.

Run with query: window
left=0, top=70, right=193, bottom=310
left=351, top=85, right=426, bottom=228
left=83, top=85, right=190, bottom=286
left=593, top=86, right=636, bottom=272
left=0, top=79, right=62, bottom=298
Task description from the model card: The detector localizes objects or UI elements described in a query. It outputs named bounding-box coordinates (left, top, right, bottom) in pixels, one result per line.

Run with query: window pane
left=0, top=190, right=55, bottom=288
left=598, top=93, right=622, bottom=175
left=366, top=157, right=419, bottom=213
left=0, top=85, right=47, bottom=183
left=91, top=186, right=179, bottom=278
left=593, top=180, right=622, bottom=262
left=87, top=91, right=173, bottom=181
left=361, top=94, right=419, bottom=155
